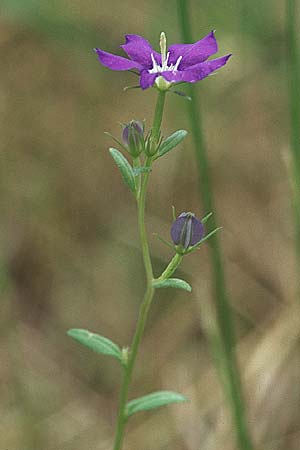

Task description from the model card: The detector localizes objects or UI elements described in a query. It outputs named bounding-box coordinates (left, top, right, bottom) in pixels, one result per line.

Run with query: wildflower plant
left=68, top=31, right=230, bottom=450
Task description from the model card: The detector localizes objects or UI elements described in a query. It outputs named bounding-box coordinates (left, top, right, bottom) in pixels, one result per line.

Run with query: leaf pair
left=68, top=329, right=187, bottom=417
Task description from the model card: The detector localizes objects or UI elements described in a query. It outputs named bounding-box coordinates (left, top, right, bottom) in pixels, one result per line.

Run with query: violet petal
left=190, top=217, right=205, bottom=245
left=94, top=48, right=143, bottom=71
left=162, top=54, right=231, bottom=84
left=170, top=216, right=187, bottom=245
left=139, top=71, right=158, bottom=90
left=121, top=34, right=161, bottom=69
left=168, top=30, right=218, bottom=69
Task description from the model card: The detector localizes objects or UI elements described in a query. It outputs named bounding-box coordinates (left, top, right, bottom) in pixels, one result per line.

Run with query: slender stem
left=286, top=0, right=300, bottom=299
left=133, top=157, right=142, bottom=197
left=152, top=90, right=166, bottom=142
left=158, top=253, right=183, bottom=280
left=112, top=90, right=166, bottom=450
left=176, top=2, right=254, bottom=450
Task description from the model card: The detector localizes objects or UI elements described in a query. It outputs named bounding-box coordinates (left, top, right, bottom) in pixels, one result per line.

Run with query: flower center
left=148, top=53, right=182, bottom=74
left=148, top=31, right=182, bottom=74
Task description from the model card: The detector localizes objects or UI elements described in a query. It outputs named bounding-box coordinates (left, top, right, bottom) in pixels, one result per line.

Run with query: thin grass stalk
left=286, top=0, right=300, bottom=299
left=176, top=1, right=254, bottom=449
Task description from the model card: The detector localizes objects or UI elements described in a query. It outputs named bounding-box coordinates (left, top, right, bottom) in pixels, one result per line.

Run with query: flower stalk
left=113, top=91, right=166, bottom=450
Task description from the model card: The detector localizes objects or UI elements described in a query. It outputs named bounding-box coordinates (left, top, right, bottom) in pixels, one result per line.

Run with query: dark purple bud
left=171, top=212, right=205, bottom=249
left=122, top=120, right=144, bottom=157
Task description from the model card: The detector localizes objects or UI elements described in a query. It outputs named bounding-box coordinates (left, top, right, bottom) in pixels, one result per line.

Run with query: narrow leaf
left=126, top=391, right=187, bottom=417
left=156, top=130, right=188, bottom=159
left=67, top=328, right=122, bottom=361
left=153, top=233, right=174, bottom=250
left=186, top=227, right=222, bottom=254
left=123, top=85, right=141, bottom=91
left=104, top=132, right=128, bottom=152
left=152, top=278, right=192, bottom=292
left=171, top=90, right=192, bottom=101
left=171, top=205, right=177, bottom=220
left=109, top=148, right=136, bottom=194
left=201, top=212, right=213, bottom=224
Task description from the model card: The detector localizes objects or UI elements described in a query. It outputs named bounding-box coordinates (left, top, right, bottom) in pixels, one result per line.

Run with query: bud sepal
left=122, top=120, right=145, bottom=157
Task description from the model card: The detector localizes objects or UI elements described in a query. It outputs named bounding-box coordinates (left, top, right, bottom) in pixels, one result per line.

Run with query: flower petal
left=190, top=217, right=205, bottom=245
left=121, top=34, right=161, bottom=69
left=94, top=48, right=142, bottom=71
left=168, top=30, right=218, bottom=69
left=170, top=216, right=187, bottom=245
left=139, top=70, right=158, bottom=90
left=162, top=54, right=231, bottom=84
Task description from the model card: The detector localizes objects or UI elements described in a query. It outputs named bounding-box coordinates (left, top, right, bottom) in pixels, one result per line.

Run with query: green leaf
left=156, top=130, right=187, bottom=159
left=126, top=391, right=187, bottom=417
left=201, top=212, right=213, bottom=224
left=153, top=233, right=174, bottom=250
left=109, top=148, right=136, bottom=194
left=152, top=278, right=192, bottom=292
left=185, top=227, right=223, bottom=254
left=67, top=328, right=122, bottom=361
left=170, top=90, right=192, bottom=101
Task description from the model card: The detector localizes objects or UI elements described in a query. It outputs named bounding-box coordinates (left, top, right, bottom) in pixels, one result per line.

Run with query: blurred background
left=1, top=0, right=300, bottom=449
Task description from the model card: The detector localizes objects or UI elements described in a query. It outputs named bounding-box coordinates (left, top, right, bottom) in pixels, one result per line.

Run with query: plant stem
left=152, top=90, right=166, bottom=143
left=112, top=90, right=166, bottom=450
left=176, top=2, right=254, bottom=449
left=286, top=0, right=300, bottom=299
left=158, top=253, right=183, bottom=280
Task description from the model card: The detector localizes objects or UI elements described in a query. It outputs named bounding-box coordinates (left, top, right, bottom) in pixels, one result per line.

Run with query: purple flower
left=171, top=212, right=205, bottom=249
left=94, top=31, right=231, bottom=90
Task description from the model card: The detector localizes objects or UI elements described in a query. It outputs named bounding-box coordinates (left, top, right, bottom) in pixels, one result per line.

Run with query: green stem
left=286, top=0, right=300, bottom=299
left=152, top=90, right=166, bottom=142
left=112, top=90, right=166, bottom=450
left=158, top=253, right=183, bottom=280
left=176, top=2, right=254, bottom=450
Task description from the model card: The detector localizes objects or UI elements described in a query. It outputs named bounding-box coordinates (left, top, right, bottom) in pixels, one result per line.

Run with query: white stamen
left=173, top=55, right=182, bottom=71
left=148, top=53, right=183, bottom=74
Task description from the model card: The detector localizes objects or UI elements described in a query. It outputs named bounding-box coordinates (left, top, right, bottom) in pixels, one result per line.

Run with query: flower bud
left=122, top=120, right=144, bottom=157
left=144, top=129, right=161, bottom=156
left=170, top=212, right=205, bottom=249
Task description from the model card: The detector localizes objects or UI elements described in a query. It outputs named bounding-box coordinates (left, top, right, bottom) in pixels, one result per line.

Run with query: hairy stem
left=112, top=90, right=166, bottom=450
left=176, top=1, right=254, bottom=449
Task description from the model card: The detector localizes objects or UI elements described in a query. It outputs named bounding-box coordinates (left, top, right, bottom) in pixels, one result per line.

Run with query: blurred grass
left=177, top=2, right=253, bottom=450
left=286, top=0, right=300, bottom=299
left=1, top=1, right=300, bottom=450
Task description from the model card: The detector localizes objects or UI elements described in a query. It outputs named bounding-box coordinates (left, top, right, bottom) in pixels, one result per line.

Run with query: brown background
left=1, top=1, right=299, bottom=449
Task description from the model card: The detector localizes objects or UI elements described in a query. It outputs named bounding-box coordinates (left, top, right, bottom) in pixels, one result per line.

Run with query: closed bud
left=122, top=120, right=144, bottom=157
left=170, top=212, right=205, bottom=249
left=144, top=129, right=161, bottom=156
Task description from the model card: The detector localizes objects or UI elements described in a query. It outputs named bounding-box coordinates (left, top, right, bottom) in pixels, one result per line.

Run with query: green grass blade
left=286, top=0, right=300, bottom=299
left=176, top=2, right=254, bottom=449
